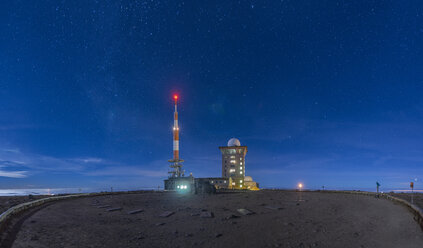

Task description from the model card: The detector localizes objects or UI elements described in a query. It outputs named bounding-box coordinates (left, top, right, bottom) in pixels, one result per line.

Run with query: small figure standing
left=410, top=181, right=414, bottom=204
left=376, top=182, right=380, bottom=198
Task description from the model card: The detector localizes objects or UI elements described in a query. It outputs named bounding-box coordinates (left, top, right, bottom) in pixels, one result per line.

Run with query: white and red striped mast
left=173, top=94, right=180, bottom=160
left=168, top=94, right=184, bottom=177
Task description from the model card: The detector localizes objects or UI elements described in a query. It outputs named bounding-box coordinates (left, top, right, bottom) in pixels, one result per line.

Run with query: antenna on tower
left=168, top=94, right=184, bottom=177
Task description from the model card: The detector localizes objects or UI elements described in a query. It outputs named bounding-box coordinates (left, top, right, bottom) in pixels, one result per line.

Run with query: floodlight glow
left=298, top=183, right=303, bottom=189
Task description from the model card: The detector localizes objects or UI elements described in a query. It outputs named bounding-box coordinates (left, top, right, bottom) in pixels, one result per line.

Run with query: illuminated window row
left=211, top=180, right=228, bottom=184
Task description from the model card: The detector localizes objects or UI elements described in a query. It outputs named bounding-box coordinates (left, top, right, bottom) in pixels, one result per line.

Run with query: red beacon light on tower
left=168, top=92, right=183, bottom=178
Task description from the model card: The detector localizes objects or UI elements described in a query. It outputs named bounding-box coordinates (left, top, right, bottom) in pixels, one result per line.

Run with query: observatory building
left=186, top=137, right=259, bottom=191
left=219, top=138, right=247, bottom=189
left=163, top=95, right=258, bottom=192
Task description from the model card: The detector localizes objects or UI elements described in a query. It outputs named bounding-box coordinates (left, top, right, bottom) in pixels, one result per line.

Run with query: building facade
left=201, top=177, right=229, bottom=189
left=219, top=138, right=247, bottom=189
left=164, top=176, right=195, bottom=192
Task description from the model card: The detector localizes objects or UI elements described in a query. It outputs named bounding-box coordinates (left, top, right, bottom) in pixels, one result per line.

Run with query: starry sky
left=1, top=1, right=423, bottom=191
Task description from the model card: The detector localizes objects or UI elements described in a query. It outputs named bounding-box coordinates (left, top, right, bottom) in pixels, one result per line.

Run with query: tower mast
left=168, top=94, right=184, bottom=177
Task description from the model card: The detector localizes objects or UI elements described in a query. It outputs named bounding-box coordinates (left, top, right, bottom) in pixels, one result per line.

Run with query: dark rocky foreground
left=4, top=191, right=423, bottom=248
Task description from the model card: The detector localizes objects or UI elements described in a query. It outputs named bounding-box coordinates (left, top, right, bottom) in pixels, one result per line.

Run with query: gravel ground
left=7, top=190, right=423, bottom=248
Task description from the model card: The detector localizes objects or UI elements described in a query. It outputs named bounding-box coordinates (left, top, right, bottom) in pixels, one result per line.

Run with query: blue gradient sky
left=1, top=1, right=423, bottom=191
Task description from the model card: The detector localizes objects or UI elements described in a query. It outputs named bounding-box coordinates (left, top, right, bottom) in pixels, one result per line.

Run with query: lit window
left=232, top=182, right=235, bottom=185
left=240, top=171, right=243, bottom=174
left=230, top=156, right=235, bottom=159
left=177, top=185, right=180, bottom=189
left=230, top=160, right=236, bottom=163
left=229, top=169, right=235, bottom=173
left=240, top=158, right=242, bottom=160
left=240, top=162, right=243, bottom=165
left=240, top=184, right=243, bottom=187
left=224, top=181, right=226, bottom=183
left=211, top=181, right=213, bottom=183
left=240, top=167, right=242, bottom=170
left=240, top=180, right=243, bottom=183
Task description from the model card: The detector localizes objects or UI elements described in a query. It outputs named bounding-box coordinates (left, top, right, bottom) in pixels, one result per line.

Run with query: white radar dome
left=227, top=138, right=241, bottom=147
left=244, top=176, right=253, bottom=182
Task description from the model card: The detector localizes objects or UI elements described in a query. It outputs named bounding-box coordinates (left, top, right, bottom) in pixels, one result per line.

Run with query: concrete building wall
left=219, top=146, right=247, bottom=189
left=164, top=176, right=195, bottom=192
left=196, top=177, right=229, bottom=189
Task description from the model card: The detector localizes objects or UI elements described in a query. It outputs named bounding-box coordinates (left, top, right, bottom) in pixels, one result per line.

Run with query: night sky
left=1, top=1, right=423, bottom=191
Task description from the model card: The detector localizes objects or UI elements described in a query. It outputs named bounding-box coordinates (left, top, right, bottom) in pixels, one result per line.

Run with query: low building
left=244, top=176, right=259, bottom=190
left=198, top=177, right=229, bottom=189
left=164, top=176, right=195, bottom=193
